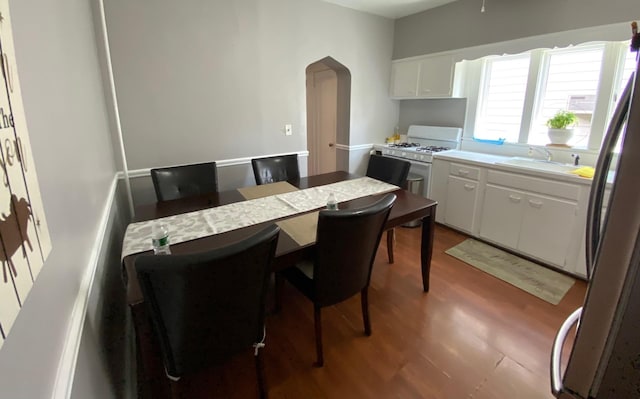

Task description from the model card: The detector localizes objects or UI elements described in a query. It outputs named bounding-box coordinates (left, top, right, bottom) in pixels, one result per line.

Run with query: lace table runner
left=238, top=181, right=318, bottom=246
left=121, top=177, right=398, bottom=259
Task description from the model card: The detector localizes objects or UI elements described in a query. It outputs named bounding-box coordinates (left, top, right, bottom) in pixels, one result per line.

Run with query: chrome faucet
left=528, top=146, right=552, bottom=162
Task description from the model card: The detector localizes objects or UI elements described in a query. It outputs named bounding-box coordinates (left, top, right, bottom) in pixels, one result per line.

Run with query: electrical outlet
left=285, top=124, right=292, bottom=136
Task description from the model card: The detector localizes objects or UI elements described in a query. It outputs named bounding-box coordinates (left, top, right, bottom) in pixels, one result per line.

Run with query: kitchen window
left=464, top=40, right=635, bottom=150
left=475, top=54, right=530, bottom=143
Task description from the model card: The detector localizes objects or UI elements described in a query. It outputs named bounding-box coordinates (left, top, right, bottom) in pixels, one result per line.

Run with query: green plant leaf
left=546, top=110, right=578, bottom=129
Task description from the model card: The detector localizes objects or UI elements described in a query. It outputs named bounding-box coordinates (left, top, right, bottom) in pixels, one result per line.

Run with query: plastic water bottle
left=151, top=223, right=171, bottom=255
left=326, top=193, right=338, bottom=210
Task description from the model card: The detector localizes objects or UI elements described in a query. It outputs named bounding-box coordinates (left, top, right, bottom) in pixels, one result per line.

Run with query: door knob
left=328, top=143, right=334, bottom=147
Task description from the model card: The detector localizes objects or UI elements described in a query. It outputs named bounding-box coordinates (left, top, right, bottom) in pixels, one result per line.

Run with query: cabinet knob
left=528, top=199, right=543, bottom=208
left=458, top=169, right=470, bottom=176
left=508, top=194, right=522, bottom=203
left=463, top=184, right=475, bottom=191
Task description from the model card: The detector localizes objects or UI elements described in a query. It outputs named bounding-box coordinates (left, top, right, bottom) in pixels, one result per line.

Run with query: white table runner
left=121, top=177, right=398, bottom=259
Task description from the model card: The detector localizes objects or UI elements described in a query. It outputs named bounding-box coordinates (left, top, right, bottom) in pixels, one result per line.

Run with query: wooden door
left=307, top=68, right=337, bottom=175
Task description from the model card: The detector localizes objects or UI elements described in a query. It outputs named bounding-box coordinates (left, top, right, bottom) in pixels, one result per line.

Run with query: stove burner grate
left=389, top=142, right=420, bottom=148
left=416, top=146, right=451, bottom=152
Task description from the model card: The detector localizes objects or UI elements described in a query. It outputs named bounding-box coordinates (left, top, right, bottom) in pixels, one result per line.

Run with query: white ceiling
left=321, top=0, right=459, bottom=19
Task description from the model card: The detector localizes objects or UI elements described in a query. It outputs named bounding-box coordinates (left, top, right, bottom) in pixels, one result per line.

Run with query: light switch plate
left=285, top=124, right=292, bottom=136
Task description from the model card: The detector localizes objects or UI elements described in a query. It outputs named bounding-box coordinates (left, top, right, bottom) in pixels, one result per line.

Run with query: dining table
left=121, top=171, right=437, bottom=307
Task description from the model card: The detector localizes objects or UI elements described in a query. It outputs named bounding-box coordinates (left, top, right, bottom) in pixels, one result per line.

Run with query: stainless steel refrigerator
left=550, top=54, right=640, bottom=398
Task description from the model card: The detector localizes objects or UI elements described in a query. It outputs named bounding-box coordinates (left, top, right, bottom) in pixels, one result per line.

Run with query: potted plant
left=546, top=110, right=577, bottom=145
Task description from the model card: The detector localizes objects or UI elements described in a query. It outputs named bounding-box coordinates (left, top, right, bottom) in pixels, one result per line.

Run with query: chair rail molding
left=123, top=151, right=310, bottom=179
left=52, top=175, right=121, bottom=399
left=335, top=143, right=374, bottom=151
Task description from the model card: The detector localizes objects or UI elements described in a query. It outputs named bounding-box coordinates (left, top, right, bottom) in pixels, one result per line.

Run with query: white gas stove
left=373, top=125, right=462, bottom=198
left=374, top=125, right=462, bottom=161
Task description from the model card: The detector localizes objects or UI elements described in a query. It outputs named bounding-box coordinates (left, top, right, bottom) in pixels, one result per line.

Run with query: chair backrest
left=135, top=224, right=280, bottom=378
left=313, top=194, right=396, bottom=307
left=150, top=162, right=218, bottom=202
left=251, top=154, right=300, bottom=185
left=365, top=154, right=411, bottom=187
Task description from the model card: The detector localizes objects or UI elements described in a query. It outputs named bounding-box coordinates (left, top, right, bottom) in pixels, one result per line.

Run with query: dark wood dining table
left=122, top=171, right=437, bottom=306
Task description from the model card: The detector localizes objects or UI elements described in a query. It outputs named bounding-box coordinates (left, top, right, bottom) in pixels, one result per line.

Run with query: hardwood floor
left=136, top=224, right=587, bottom=398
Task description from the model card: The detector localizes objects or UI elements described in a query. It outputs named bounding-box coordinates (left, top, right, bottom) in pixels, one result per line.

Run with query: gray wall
left=70, top=180, right=132, bottom=399
left=394, top=0, right=639, bottom=59
left=0, top=0, right=122, bottom=398
left=398, top=98, right=467, bottom=134
left=104, top=0, right=398, bottom=171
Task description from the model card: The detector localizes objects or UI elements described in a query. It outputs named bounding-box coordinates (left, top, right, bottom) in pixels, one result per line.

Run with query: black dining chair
left=251, top=154, right=300, bottom=185
left=150, top=161, right=218, bottom=202
left=135, top=224, right=280, bottom=399
left=276, top=194, right=396, bottom=367
left=365, top=154, right=410, bottom=264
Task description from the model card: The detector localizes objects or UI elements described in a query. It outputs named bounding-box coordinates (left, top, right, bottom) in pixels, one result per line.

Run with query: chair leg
left=361, top=287, right=371, bottom=336
left=313, top=305, right=324, bottom=367
left=274, top=273, right=284, bottom=313
left=386, top=229, right=395, bottom=264
left=169, top=378, right=182, bottom=399
left=255, top=349, right=268, bottom=399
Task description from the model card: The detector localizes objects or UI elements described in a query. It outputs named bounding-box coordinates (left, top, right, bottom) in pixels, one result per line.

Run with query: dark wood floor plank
left=136, top=224, right=587, bottom=398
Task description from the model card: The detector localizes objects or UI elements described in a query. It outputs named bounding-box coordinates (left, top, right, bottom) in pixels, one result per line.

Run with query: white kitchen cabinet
left=431, top=159, right=484, bottom=229
left=390, top=54, right=455, bottom=99
left=479, top=185, right=525, bottom=250
left=417, top=54, right=455, bottom=97
left=390, top=59, right=420, bottom=97
left=480, top=171, right=580, bottom=270
left=444, top=175, right=480, bottom=234
left=432, top=151, right=591, bottom=278
left=518, top=193, right=577, bottom=266
left=430, top=159, right=450, bottom=224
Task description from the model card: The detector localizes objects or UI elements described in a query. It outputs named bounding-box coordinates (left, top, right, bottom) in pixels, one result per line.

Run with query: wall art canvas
left=0, top=1, right=52, bottom=349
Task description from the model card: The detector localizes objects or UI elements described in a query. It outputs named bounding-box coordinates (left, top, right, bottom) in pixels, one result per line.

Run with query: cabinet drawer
left=450, top=163, right=480, bottom=180
left=487, top=170, right=580, bottom=200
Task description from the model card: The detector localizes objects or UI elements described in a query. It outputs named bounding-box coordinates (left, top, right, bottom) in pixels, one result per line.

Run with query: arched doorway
left=305, top=57, right=351, bottom=175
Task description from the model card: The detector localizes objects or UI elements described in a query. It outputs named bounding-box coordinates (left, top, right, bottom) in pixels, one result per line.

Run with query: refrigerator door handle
left=551, top=307, right=583, bottom=396
left=585, top=73, right=634, bottom=279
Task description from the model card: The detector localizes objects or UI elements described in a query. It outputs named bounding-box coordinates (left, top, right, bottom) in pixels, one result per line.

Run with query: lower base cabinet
left=432, top=156, right=586, bottom=276
left=479, top=185, right=524, bottom=250
left=479, top=184, right=578, bottom=268
left=444, top=176, right=480, bottom=234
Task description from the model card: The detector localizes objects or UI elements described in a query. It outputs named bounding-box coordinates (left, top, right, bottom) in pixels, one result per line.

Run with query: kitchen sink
left=496, top=157, right=578, bottom=174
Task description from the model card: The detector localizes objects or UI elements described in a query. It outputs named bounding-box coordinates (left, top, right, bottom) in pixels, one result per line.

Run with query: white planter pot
left=548, top=128, right=574, bottom=145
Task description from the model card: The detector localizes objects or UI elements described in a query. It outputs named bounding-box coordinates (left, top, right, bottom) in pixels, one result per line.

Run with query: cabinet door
left=479, top=184, right=525, bottom=250
left=430, top=159, right=450, bottom=224
left=418, top=54, right=454, bottom=97
left=444, top=175, right=479, bottom=234
left=390, top=60, right=419, bottom=97
left=518, top=194, right=577, bottom=267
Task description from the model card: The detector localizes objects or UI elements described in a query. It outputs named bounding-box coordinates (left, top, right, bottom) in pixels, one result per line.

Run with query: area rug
left=445, top=239, right=575, bottom=305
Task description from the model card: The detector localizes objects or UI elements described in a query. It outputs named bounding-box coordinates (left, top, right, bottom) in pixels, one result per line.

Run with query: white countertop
left=433, top=150, right=597, bottom=186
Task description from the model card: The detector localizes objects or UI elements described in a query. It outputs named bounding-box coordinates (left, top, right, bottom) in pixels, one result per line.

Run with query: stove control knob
left=419, top=155, right=424, bottom=161
left=401, top=152, right=406, bottom=157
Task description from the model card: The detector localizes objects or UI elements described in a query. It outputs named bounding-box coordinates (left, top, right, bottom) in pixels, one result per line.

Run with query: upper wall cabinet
left=390, top=54, right=456, bottom=99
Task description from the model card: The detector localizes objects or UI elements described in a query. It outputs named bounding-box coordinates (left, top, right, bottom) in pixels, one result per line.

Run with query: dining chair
left=276, top=193, right=396, bottom=367
left=135, top=224, right=280, bottom=399
left=251, top=154, right=300, bottom=185
left=365, top=154, right=410, bottom=264
left=150, top=161, right=218, bottom=202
